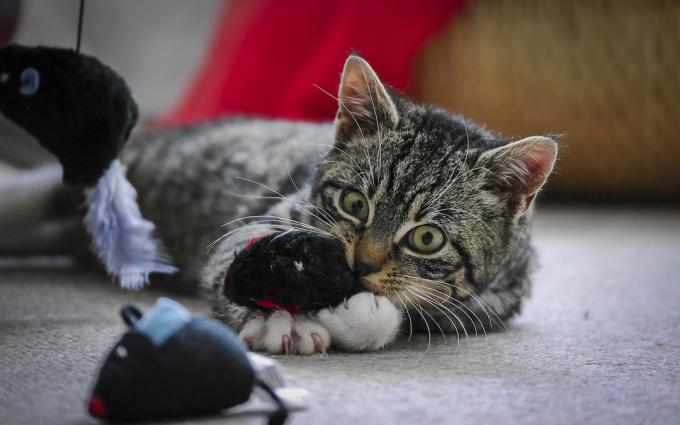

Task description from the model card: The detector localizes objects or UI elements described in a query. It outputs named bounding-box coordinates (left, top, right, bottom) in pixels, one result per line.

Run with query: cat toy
left=0, top=0, right=176, bottom=289
left=224, top=230, right=366, bottom=313
left=89, top=297, right=288, bottom=423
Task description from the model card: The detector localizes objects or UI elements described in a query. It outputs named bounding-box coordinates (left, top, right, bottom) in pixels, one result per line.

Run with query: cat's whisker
left=396, top=273, right=486, bottom=336
left=229, top=186, right=340, bottom=231
left=406, top=283, right=471, bottom=348
left=209, top=222, right=290, bottom=249
left=433, top=281, right=501, bottom=331
left=228, top=221, right=331, bottom=242
left=207, top=223, right=278, bottom=253
left=209, top=221, right=273, bottom=248
left=283, top=159, right=342, bottom=231
left=401, top=294, right=432, bottom=353
left=406, top=280, right=486, bottom=341
left=218, top=214, right=332, bottom=236
left=219, top=214, right=337, bottom=240
left=396, top=273, right=506, bottom=332
left=207, top=217, right=338, bottom=253
left=404, top=289, right=448, bottom=346
left=232, top=177, right=343, bottom=234
left=394, top=291, right=414, bottom=342
left=285, top=159, right=303, bottom=195
left=405, top=285, right=465, bottom=349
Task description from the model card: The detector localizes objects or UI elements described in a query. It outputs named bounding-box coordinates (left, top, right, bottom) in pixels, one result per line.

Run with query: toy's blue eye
left=19, top=67, right=40, bottom=96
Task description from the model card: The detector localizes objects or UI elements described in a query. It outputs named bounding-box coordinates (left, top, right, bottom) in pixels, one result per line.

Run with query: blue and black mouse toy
left=88, top=298, right=288, bottom=424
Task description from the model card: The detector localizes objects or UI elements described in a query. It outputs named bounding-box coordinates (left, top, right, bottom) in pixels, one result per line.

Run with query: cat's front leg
left=316, top=292, right=402, bottom=351
left=238, top=292, right=402, bottom=354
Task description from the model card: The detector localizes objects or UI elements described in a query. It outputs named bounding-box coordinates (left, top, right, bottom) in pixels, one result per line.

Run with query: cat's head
left=309, top=55, right=557, bottom=308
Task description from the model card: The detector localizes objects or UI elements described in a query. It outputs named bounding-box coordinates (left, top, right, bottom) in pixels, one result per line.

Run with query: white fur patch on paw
left=317, top=292, right=402, bottom=351
left=261, top=310, right=294, bottom=353
left=238, top=311, right=330, bottom=355
left=239, top=316, right=266, bottom=350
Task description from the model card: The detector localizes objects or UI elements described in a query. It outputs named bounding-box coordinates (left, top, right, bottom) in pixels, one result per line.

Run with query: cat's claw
left=282, top=335, right=292, bottom=354
left=293, top=319, right=330, bottom=354
left=311, top=333, right=327, bottom=355
left=238, top=310, right=330, bottom=355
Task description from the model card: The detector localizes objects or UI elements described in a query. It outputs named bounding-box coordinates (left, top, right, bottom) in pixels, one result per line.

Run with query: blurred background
left=1, top=4, right=679, bottom=424
left=0, top=0, right=678, bottom=203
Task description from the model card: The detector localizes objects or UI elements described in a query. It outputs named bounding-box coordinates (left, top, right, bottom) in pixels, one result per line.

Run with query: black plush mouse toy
left=224, top=231, right=366, bottom=314
left=0, top=43, right=176, bottom=289
left=89, top=298, right=288, bottom=424
left=0, top=44, right=136, bottom=186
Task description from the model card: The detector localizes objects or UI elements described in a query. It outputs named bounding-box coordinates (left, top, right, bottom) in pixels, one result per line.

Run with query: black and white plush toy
left=89, top=298, right=288, bottom=423
left=0, top=43, right=176, bottom=289
left=224, top=231, right=366, bottom=313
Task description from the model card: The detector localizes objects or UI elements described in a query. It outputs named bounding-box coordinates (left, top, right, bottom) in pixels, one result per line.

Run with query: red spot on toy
left=285, top=304, right=302, bottom=314
left=255, top=299, right=281, bottom=310
left=255, top=299, right=303, bottom=315
left=88, top=395, right=108, bottom=418
left=244, top=236, right=263, bottom=248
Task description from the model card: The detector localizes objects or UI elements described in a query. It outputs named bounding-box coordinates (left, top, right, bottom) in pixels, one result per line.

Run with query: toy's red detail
left=164, top=0, right=466, bottom=125
left=244, top=236, right=263, bottom=248
left=255, top=299, right=303, bottom=315
left=256, top=299, right=281, bottom=310
left=88, top=395, right=108, bottom=418
left=285, top=304, right=303, bottom=315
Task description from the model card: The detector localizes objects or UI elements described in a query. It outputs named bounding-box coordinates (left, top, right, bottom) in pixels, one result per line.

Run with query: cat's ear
left=478, top=136, right=558, bottom=217
left=335, top=55, right=399, bottom=143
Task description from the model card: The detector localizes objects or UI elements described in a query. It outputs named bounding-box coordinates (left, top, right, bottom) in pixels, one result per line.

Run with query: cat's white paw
left=238, top=310, right=330, bottom=355
left=316, top=292, right=402, bottom=351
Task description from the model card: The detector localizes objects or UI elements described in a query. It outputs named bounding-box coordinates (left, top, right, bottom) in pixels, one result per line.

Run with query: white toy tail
left=84, top=160, right=177, bottom=290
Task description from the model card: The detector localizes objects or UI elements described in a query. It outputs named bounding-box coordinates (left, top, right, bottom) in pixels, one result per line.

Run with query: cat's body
left=0, top=56, right=557, bottom=354
left=122, top=119, right=333, bottom=287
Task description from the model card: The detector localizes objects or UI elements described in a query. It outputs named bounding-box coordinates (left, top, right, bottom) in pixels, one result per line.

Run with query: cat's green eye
left=340, top=189, right=369, bottom=222
left=407, top=225, right=445, bottom=254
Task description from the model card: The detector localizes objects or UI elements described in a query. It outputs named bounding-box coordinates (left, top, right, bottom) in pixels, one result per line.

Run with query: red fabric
left=255, top=299, right=303, bottom=315
left=165, top=0, right=465, bottom=124
left=88, top=396, right=108, bottom=418
left=244, top=236, right=263, bottom=248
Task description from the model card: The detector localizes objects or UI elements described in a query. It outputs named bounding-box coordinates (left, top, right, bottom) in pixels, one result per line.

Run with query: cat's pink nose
left=354, top=256, right=381, bottom=276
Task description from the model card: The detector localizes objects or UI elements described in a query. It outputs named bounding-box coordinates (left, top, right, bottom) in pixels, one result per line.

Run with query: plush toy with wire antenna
left=0, top=3, right=176, bottom=289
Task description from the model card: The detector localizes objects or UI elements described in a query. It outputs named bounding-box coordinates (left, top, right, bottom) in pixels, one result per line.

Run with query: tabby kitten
left=122, top=55, right=557, bottom=354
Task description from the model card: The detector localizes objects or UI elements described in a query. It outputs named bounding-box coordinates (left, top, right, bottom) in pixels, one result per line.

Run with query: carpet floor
left=1, top=206, right=679, bottom=425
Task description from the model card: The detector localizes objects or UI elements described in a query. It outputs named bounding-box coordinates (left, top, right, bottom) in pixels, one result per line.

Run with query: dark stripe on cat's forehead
left=448, top=238, right=478, bottom=289
left=384, top=132, right=419, bottom=194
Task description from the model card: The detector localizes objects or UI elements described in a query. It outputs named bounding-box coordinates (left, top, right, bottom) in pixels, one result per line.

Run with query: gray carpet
left=1, top=206, right=679, bottom=425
